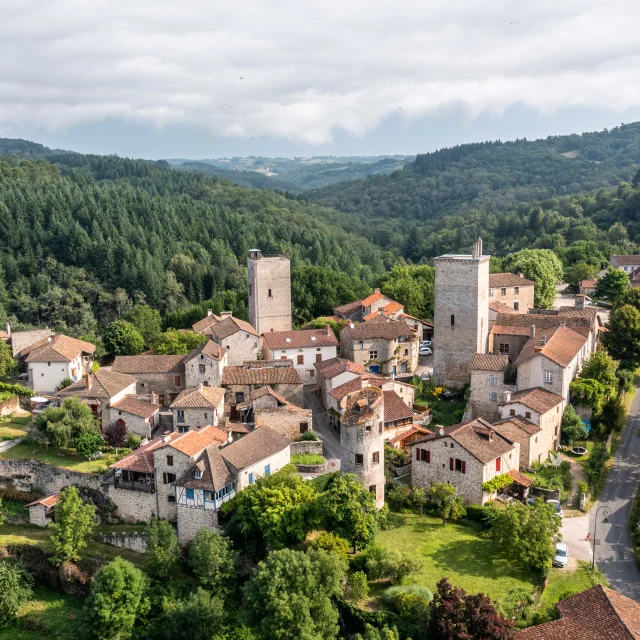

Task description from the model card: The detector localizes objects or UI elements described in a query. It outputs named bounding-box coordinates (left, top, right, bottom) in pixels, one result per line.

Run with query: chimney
left=530, top=325, right=536, bottom=338
left=503, top=390, right=511, bottom=403
left=220, top=311, right=233, bottom=319
left=4, top=323, right=10, bottom=337
left=207, top=309, right=214, bottom=317
left=349, top=322, right=355, bottom=329
left=248, top=249, right=262, bottom=261
left=47, top=336, right=52, bottom=343
left=575, top=294, right=585, bottom=310
left=518, top=272, right=524, bottom=278
left=356, top=398, right=368, bottom=410
left=472, top=240, right=480, bottom=259
left=86, top=374, right=92, bottom=390
left=199, top=383, right=204, bottom=392
left=560, top=321, right=566, bottom=328
left=326, top=324, right=332, bottom=336
left=437, top=426, right=445, bottom=437
left=374, top=288, right=380, bottom=294
left=378, top=308, right=385, bottom=317
left=534, top=345, right=543, bottom=352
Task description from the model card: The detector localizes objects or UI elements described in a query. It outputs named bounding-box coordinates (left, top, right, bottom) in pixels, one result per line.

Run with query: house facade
left=488, top=273, right=535, bottom=313
left=467, top=354, right=516, bottom=422
left=183, top=341, right=228, bottom=388
left=314, top=357, right=365, bottom=409
left=262, top=326, right=338, bottom=385
left=610, top=255, right=640, bottom=273
left=106, top=396, right=162, bottom=439
left=112, top=355, right=186, bottom=406
left=170, top=386, right=226, bottom=432
left=210, top=313, right=261, bottom=366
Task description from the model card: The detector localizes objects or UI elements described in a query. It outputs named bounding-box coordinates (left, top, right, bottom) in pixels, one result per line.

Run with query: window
left=315, top=353, right=322, bottom=363
left=372, top=451, right=380, bottom=464
left=48, top=362, right=51, bottom=366
left=514, top=286, right=519, bottom=294
left=525, top=411, right=531, bottom=419
left=166, top=455, right=174, bottom=467
left=369, top=484, right=377, bottom=494
left=499, top=343, right=510, bottom=354
left=310, top=369, right=315, bottom=377
left=265, top=464, right=271, bottom=477
left=300, top=422, right=309, bottom=434
left=535, top=436, right=538, bottom=443
left=186, top=488, right=194, bottom=500
left=369, top=350, right=378, bottom=359
left=496, top=457, right=501, bottom=472
left=297, top=354, right=304, bottom=365
left=489, top=392, right=497, bottom=402
left=268, top=288, right=272, bottom=298
left=205, top=490, right=215, bottom=501
left=555, top=425, right=559, bottom=436
left=416, top=448, right=430, bottom=463
left=248, top=473, right=254, bottom=485
left=451, top=458, right=466, bottom=473
left=177, top=410, right=185, bottom=423
left=545, top=370, right=553, bottom=384
left=500, top=287, right=506, bottom=296
left=355, top=453, right=363, bottom=465
left=489, top=376, right=497, bottom=387
left=203, top=381, right=209, bottom=387
left=168, top=495, right=176, bottom=503
left=199, top=364, right=206, bottom=374
left=450, top=314, right=455, bottom=327
left=489, top=288, right=494, bottom=297
left=235, top=392, right=245, bottom=404
left=510, top=408, right=515, bottom=416
left=178, top=426, right=189, bottom=433
left=359, top=340, right=364, bottom=350
left=513, top=301, right=519, bottom=311
left=365, top=424, right=371, bottom=432
left=195, top=470, right=201, bottom=479
left=174, top=375, right=181, bottom=387
left=163, top=472, right=176, bottom=484
left=404, top=348, right=409, bottom=356
left=378, top=422, right=383, bottom=435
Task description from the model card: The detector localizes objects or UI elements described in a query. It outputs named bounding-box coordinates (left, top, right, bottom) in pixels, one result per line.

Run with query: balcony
left=101, top=470, right=155, bottom=493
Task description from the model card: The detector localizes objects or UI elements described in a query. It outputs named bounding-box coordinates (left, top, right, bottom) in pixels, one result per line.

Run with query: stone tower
left=247, top=249, right=292, bottom=334
left=340, top=387, right=385, bottom=509
left=433, top=238, right=490, bottom=387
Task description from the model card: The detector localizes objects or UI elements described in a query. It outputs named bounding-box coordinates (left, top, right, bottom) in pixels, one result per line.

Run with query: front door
left=369, top=365, right=380, bottom=374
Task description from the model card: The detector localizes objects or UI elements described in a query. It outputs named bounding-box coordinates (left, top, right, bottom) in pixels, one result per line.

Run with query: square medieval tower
left=433, top=239, right=489, bottom=387
left=247, top=249, right=292, bottom=334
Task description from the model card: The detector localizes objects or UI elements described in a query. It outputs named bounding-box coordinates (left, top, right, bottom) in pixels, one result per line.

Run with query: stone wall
left=153, top=448, right=194, bottom=521
left=489, top=284, right=534, bottom=314
left=295, top=463, right=327, bottom=473
left=489, top=334, right=530, bottom=360
left=104, top=408, right=153, bottom=439
left=184, top=352, right=226, bottom=388
left=217, top=331, right=261, bottom=366
left=100, top=532, right=148, bottom=553
left=135, top=372, right=185, bottom=406
left=176, top=503, right=219, bottom=545
left=0, top=458, right=102, bottom=494
left=248, top=253, right=292, bottom=335
left=255, top=406, right=313, bottom=441
left=290, top=440, right=323, bottom=456
left=107, top=486, right=157, bottom=522
left=341, top=332, right=418, bottom=376
left=468, top=369, right=516, bottom=422
left=0, top=395, right=19, bottom=416
left=225, top=382, right=304, bottom=409
left=28, top=503, right=50, bottom=527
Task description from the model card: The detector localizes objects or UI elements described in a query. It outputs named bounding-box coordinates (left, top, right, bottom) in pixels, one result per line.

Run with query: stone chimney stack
left=220, top=311, right=233, bottom=319
left=518, top=272, right=524, bottom=278
left=86, top=374, right=92, bottom=390
left=326, top=324, right=332, bottom=336
left=374, top=288, right=380, bottom=294
left=530, top=325, right=536, bottom=339
left=503, top=390, right=511, bottom=403
left=472, top=240, right=480, bottom=259
left=207, top=309, right=214, bottom=317
left=575, top=294, right=585, bottom=310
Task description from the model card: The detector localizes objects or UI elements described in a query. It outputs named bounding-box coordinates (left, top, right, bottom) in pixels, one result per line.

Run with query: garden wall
left=0, top=458, right=102, bottom=493
left=529, top=485, right=561, bottom=501
left=99, top=532, right=147, bottom=553
left=290, top=440, right=323, bottom=456
left=295, top=463, right=327, bottom=474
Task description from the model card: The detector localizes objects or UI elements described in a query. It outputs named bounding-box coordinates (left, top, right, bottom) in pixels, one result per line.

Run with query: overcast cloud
left=1, top=0, right=640, bottom=151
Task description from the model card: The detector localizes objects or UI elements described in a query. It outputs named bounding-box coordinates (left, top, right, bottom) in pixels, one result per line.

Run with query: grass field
left=376, top=513, right=540, bottom=603
left=291, top=453, right=325, bottom=465
left=0, top=443, right=118, bottom=474
left=0, top=415, right=31, bottom=440
left=0, top=586, right=83, bottom=640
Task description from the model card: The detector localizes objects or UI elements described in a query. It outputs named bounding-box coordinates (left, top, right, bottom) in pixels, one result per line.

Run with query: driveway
left=591, top=383, right=640, bottom=601
left=303, top=386, right=341, bottom=472
left=415, top=354, right=433, bottom=380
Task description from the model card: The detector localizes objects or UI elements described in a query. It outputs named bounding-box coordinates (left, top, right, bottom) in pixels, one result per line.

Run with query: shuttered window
left=449, top=457, right=454, bottom=471
left=496, top=457, right=501, bottom=472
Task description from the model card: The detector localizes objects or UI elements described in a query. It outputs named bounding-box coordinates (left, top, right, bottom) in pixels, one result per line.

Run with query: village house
left=25, top=492, right=60, bottom=527
left=174, top=426, right=291, bottom=543
left=488, top=299, right=518, bottom=321
left=221, top=360, right=304, bottom=414
left=467, top=354, right=516, bottom=422
left=579, top=278, right=598, bottom=297
left=169, top=385, right=226, bottom=432
left=488, top=273, right=535, bottom=313
left=25, top=335, right=96, bottom=394
left=58, top=369, right=137, bottom=425
left=192, top=309, right=221, bottom=337
left=262, top=326, right=338, bottom=385
left=411, top=418, right=521, bottom=505
left=382, top=389, right=415, bottom=440
left=209, top=312, right=261, bottom=366
left=314, top=357, right=365, bottom=410
left=610, top=254, right=640, bottom=273
left=112, top=355, right=186, bottom=405
left=183, top=340, right=228, bottom=388
left=236, top=387, right=313, bottom=441
left=629, top=267, right=640, bottom=288
left=340, top=316, right=419, bottom=376
left=106, top=396, right=162, bottom=439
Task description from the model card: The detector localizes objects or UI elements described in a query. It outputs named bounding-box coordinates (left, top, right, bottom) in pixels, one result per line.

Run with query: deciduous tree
left=122, top=305, right=162, bottom=348
left=189, top=529, right=238, bottom=595
left=103, top=320, right=144, bottom=357
left=595, top=266, right=629, bottom=302
left=50, top=486, right=96, bottom=565
left=0, top=559, right=33, bottom=627
left=429, top=482, right=466, bottom=525
left=155, top=330, right=207, bottom=355
left=561, top=405, right=588, bottom=444
left=502, top=249, right=564, bottom=309
left=602, top=304, right=640, bottom=369
left=157, top=588, right=226, bottom=640
left=145, top=519, right=181, bottom=580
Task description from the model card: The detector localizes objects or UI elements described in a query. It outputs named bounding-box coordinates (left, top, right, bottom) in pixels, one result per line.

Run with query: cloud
left=1, top=0, right=639, bottom=144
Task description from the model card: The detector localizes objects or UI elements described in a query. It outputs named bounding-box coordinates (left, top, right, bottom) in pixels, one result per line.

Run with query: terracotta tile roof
left=342, top=318, right=416, bottom=341
left=334, top=300, right=363, bottom=315
left=330, top=376, right=365, bottom=401
left=192, top=313, right=220, bottom=333
left=112, top=355, right=185, bottom=374
left=315, top=357, right=365, bottom=380
left=363, top=310, right=381, bottom=322
left=413, top=418, right=515, bottom=464
left=26, top=492, right=60, bottom=508
left=492, top=417, right=542, bottom=448
left=170, top=386, right=225, bottom=409
left=579, top=278, right=598, bottom=289
left=489, top=273, right=535, bottom=287
left=210, top=316, right=259, bottom=339
left=25, top=335, right=96, bottom=363
left=263, top=328, right=338, bottom=350
left=507, top=468, right=533, bottom=487
left=112, top=434, right=181, bottom=473
left=170, top=425, right=228, bottom=456
left=11, top=329, right=53, bottom=357
left=501, top=387, right=564, bottom=414
left=59, top=369, right=136, bottom=400
left=389, top=425, right=432, bottom=445
left=361, top=291, right=387, bottom=307
left=175, top=444, right=235, bottom=491
left=383, top=390, right=414, bottom=423
left=471, top=353, right=510, bottom=371
left=222, top=363, right=302, bottom=386
left=228, top=422, right=251, bottom=433
left=489, top=300, right=518, bottom=314
left=237, top=386, right=292, bottom=409
left=492, top=325, right=535, bottom=336
left=184, top=340, right=227, bottom=361
left=610, top=255, right=640, bottom=266
left=514, top=326, right=587, bottom=368
left=384, top=301, right=404, bottom=314
left=516, top=584, right=640, bottom=640
left=219, top=426, right=290, bottom=471
left=111, top=396, right=161, bottom=418
left=493, top=312, right=594, bottom=333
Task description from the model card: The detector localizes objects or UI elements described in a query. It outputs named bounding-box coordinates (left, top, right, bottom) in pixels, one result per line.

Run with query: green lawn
left=0, top=443, right=118, bottom=474
left=376, top=513, right=540, bottom=603
left=291, top=453, right=325, bottom=465
left=0, top=586, right=83, bottom=640
left=0, top=415, right=31, bottom=441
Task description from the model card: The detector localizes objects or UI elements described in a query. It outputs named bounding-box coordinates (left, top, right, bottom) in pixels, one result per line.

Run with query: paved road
left=304, top=386, right=341, bottom=472
left=592, top=380, right=640, bottom=601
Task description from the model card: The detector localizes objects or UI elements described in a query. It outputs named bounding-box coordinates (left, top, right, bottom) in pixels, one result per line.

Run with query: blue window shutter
left=249, top=473, right=254, bottom=485
left=265, top=464, right=271, bottom=477
left=186, top=488, right=194, bottom=500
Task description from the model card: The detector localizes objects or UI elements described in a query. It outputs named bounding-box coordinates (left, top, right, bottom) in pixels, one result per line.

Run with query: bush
left=299, top=430, right=319, bottom=441
left=347, top=571, right=369, bottom=602
left=377, top=503, right=392, bottom=530
left=381, top=584, right=433, bottom=606
left=58, top=378, right=73, bottom=390
left=311, top=532, right=350, bottom=560
left=386, top=486, right=411, bottom=513
left=126, top=433, right=142, bottom=449
left=0, top=559, right=33, bottom=627
left=104, top=421, right=128, bottom=447
left=617, top=368, right=635, bottom=393
left=463, top=504, right=495, bottom=529
left=365, top=547, right=414, bottom=584
left=381, top=585, right=432, bottom=639
left=75, top=430, right=104, bottom=457
left=585, top=442, right=611, bottom=494
left=384, top=445, right=408, bottom=468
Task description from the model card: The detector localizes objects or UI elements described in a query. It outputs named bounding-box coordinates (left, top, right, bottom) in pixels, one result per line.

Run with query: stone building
left=433, top=239, right=490, bottom=387
left=314, top=357, right=365, bottom=409
left=334, top=289, right=398, bottom=323
left=170, top=385, right=226, bottom=432
left=112, top=355, right=186, bottom=405
left=262, top=326, right=338, bottom=385
left=488, top=273, right=535, bottom=314
left=579, top=278, right=598, bottom=296
left=183, top=341, right=228, bottom=388
left=340, top=316, right=419, bottom=376
left=25, top=492, right=59, bottom=527
left=174, top=426, right=291, bottom=543
left=192, top=310, right=221, bottom=336
left=340, top=387, right=385, bottom=509
left=106, top=396, right=162, bottom=439
left=221, top=360, right=304, bottom=413
left=411, top=418, right=520, bottom=505
left=610, top=254, right=640, bottom=273
left=382, top=390, right=415, bottom=441
left=209, top=313, right=261, bottom=366
left=467, top=354, right=516, bottom=422
left=247, top=249, right=292, bottom=334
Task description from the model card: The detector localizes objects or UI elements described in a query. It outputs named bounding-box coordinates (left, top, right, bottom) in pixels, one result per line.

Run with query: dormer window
left=540, top=336, right=547, bottom=345
left=195, top=470, right=202, bottom=479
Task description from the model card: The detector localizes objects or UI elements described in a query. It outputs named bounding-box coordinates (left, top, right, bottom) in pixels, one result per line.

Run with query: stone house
left=25, top=492, right=60, bottom=527
left=170, top=385, right=226, bottom=432
left=262, top=326, right=338, bottom=385
left=221, top=360, right=304, bottom=413
left=10, top=328, right=52, bottom=358
left=106, top=396, right=162, bottom=439
left=488, top=273, right=535, bottom=313
left=340, top=316, right=419, bottom=376
left=488, top=300, right=518, bottom=321
left=58, top=369, right=137, bottom=425
left=192, top=309, right=221, bottom=337
left=209, top=313, right=261, bottom=366
left=25, top=335, right=96, bottom=394
left=411, top=418, right=520, bottom=505
left=174, top=426, right=291, bottom=543
left=467, top=354, right=516, bottom=422
left=333, top=289, right=397, bottom=323
left=314, top=357, right=365, bottom=410
left=183, top=340, right=228, bottom=388
left=382, top=389, right=415, bottom=441
left=112, top=355, right=186, bottom=406
left=491, top=417, right=546, bottom=469
left=514, top=325, right=590, bottom=401
left=610, top=254, right=640, bottom=273
left=579, top=278, right=598, bottom=296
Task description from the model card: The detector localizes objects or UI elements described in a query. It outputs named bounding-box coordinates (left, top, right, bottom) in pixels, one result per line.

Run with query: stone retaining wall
left=100, top=532, right=148, bottom=553
left=290, top=440, right=323, bottom=456
left=295, top=463, right=327, bottom=474
left=0, top=458, right=102, bottom=494
left=529, top=485, right=561, bottom=501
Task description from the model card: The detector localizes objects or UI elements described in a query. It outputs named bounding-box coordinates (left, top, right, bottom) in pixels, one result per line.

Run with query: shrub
left=126, top=433, right=142, bottom=449
left=377, top=503, right=392, bottom=530
left=291, top=453, right=325, bottom=465
left=104, top=421, right=128, bottom=447
left=365, top=547, right=414, bottom=584
left=464, top=504, right=494, bottom=529
left=384, top=445, right=408, bottom=467
left=75, top=430, right=104, bottom=457
left=311, top=532, right=350, bottom=561
left=58, top=378, right=73, bottom=390
left=617, top=368, right=635, bottom=393
left=347, top=571, right=369, bottom=602
left=386, top=486, right=411, bottom=512
left=382, top=584, right=433, bottom=606
left=585, top=442, right=611, bottom=493
left=0, top=559, right=33, bottom=627
left=299, top=430, right=319, bottom=441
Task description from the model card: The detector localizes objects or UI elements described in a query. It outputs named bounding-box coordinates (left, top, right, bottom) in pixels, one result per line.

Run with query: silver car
left=553, top=542, right=568, bottom=568
left=546, top=499, right=563, bottom=518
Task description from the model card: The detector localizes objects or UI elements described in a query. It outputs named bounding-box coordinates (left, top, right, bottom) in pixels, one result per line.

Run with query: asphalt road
left=592, top=381, right=640, bottom=601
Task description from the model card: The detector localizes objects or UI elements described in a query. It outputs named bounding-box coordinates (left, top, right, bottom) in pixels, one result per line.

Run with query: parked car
left=419, top=346, right=432, bottom=356
left=420, top=340, right=432, bottom=348
left=553, top=542, right=569, bottom=568
left=420, top=371, right=431, bottom=381
left=546, top=499, right=563, bottom=518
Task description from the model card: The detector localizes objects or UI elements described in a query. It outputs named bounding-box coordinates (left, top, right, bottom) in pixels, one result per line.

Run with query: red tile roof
left=222, top=362, right=302, bottom=386
left=388, top=425, right=432, bottom=445
left=192, top=313, right=221, bottom=333
left=342, top=317, right=416, bottom=340
left=263, top=328, right=338, bottom=350
left=58, top=369, right=136, bottom=400
left=112, top=355, right=185, bottom=374
left=383, top=390, right=414, bottom=423
left=507, top=468, right=533, bottom=487
left=170, top=386, right=225, bottom=409
left=333, top=300, right=363, bottom=316
left=184, top=340, right=227, bottom=361
left=579, top=278, right=598, bottom=289
left=361, top=291, right=387, bottom=307
left=110, top=396, right=161, bottom=418
left=501, top=387, right=564, bottom=414
left=471, top=353, right=510, bottom=371
left=330, top=376, right=365, bottom=401
left=26, top=492, right=60, bottom=508
left=210, top=316, right=259, bottom=339
left=314, top=357, right=365, bottom=380
left=610, top=255, right=640, bottom=266
left=25, top=335, right=96, bottom=363
left=489, top=300, right=518, bottom=314
left=514, top=326, right=588, bottom=368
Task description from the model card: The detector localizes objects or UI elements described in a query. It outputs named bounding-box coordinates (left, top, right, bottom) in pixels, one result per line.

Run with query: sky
left=2, top=0, right=640, bottom=159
